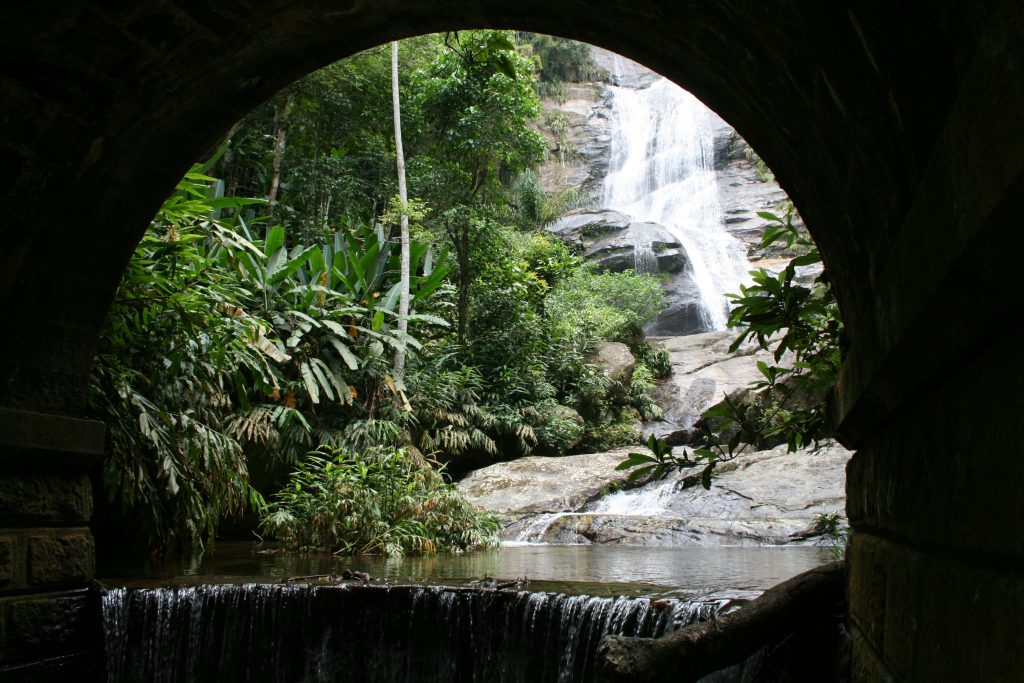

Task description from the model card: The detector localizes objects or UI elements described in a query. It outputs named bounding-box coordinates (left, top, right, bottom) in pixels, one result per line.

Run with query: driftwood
left=596, top=561, right=845, bottom=682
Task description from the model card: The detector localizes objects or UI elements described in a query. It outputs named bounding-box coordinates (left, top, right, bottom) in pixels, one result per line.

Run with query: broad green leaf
left=327, top=337, right=360, bottom=370
left=310, top=359, right=335, bottom=402
left=265, top=225, right=286, bottom=257
left=700, top=463, right=715, bottom=490
left=267, top=245, right=317, bottom=286
left=299, top=362, right=320, bottom=404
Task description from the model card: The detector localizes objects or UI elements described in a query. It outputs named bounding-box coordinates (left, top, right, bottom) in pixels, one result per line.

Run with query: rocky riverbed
left=459, top=331, right=850, bottom=547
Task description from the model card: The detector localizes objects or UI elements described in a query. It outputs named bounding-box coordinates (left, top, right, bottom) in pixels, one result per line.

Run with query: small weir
left=101, top=583, right=727, bottom=682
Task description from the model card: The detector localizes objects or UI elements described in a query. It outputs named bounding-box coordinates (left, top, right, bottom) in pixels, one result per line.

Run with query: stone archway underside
left=1, top=2, right=1023, bottom=679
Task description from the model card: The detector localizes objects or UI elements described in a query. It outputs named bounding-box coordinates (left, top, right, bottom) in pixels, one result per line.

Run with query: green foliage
left=259, top=446, right=500, bottom=555
left=616, top=435, right=717, bottom=490
left=635, top=342, right=672, bottom=379
left=90, top=167, right=270, bottom=558
left=628, top=363, right=664, bottom=422
left=616, top=208, right=843, bottom=488
left=579, top=415, right=644, bottom=452
left=722, top=207, right=841, bottom=453
left=507, top=170, right=593, bottom=230
left=744, top=147, right=775, bottom=183
left=546, top=267, right=666, bottom=345
left=409, top=30, right=546, bottom=206
left=814, top=512, right=851, bottom=560
left=521, top=33, right=599, bottom=84
left=90, top=163, right=451, bottom=557
left=528, top=401, right=585, bottom=455
left=404, top=346, right=537, bottom=461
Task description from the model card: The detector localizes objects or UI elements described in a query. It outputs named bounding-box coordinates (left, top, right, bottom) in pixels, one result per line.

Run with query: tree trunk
left=391, top=40, right=411, bottom=383
left=596, top=561, right=846, bottom=682
left=267, top=93, right=295, bottom=205
left=453, top=218, right=470, bottom=344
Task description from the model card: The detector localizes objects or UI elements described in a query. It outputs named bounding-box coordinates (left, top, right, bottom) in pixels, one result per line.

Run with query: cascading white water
left=602, top=56, right=752, bottom=330
left=591, top=476, right=680, bottom=517
left=633, top=240, right=658, bottom=273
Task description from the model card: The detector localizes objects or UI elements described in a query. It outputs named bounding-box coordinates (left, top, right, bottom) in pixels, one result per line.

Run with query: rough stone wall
left=0, top=2, right=1021, bottom=680
left=846, top=325, right=1024, bottom=680
left=0, top=409, right=104, bottom=677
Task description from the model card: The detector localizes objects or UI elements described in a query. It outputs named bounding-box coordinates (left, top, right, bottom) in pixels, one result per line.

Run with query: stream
left=101, top=543, right=831, bottom=682
left=136, top=541, right=831, bottom=601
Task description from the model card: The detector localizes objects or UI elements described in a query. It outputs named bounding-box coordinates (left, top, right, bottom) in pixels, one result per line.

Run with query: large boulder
left=457, top=448, right=637, bottom=518
left=548, top=209, right=631, bottom=248
left=586, top=342, right=636, bottom=399
left=547, top=210, right=687, bottom=275
left=644, top=331, right=783, bottom=441
left=586, top=221, right=687, bottom=274
left=643, top=275, right=708, bottom=336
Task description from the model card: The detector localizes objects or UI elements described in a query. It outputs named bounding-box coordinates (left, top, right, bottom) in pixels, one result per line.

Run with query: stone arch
left=1, top=2, right=1022, bottom=678
left=0, top=3, right=947, bottom=414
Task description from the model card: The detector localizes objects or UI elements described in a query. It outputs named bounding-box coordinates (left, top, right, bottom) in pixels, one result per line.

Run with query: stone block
left=0, top=475, right=92, bottom=525
left=847, top=534, right=1024, bottom=681
left=0, top=408, right=105, bottom=460
left=849, top=625, right=896, bottom=682
left=846, top=533, right=886, bottom=646
left=1, top=590, right=96, bottom=663
left=27, top=530, right=93, bottom=586
left=847, top=331, right=1024, bottom=561
left=0, top=536, right=11, bottom=585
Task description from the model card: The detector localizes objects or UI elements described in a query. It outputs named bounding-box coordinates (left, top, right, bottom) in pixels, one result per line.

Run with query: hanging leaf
left=299, top=362, right=320, bottom=404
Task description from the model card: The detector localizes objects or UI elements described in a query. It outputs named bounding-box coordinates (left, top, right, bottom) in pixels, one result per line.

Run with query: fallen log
left=596, top=561, right=845, bottom=682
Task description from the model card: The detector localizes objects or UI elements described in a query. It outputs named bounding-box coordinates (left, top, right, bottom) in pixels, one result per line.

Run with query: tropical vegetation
left=89, top=31, right=666, bottom=562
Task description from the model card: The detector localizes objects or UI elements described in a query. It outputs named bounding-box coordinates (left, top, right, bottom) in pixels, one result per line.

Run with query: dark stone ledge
left=0, top=408, right=104, bottom=471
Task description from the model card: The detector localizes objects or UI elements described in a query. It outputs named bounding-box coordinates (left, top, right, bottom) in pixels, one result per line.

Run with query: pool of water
left=111, top=542, right=833, bottom=600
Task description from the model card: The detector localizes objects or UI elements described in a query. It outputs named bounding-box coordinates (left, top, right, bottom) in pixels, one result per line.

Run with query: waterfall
left=591, top=477, right=681, bottom=517
left=633, top=241, right=658, bottom=273
left=101, top=583, right=724, bottom=682
left=602, top=56, right=752, bottom=330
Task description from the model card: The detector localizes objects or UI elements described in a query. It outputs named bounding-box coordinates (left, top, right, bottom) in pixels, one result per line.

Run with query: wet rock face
left=462, top=441, right=850, bottom=547
left=537, top=49, right=812, bottom=338
left=710, top=125, right=811, bottom=265
left=548, top=211, right=687, bottom=274
left=535, top=82, right=613, bottom=198
left=644, top=331, right=781, bottom=441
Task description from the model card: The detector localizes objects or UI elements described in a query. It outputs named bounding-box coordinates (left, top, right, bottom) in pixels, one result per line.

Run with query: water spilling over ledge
left=101, top=583, right=728, bottom=682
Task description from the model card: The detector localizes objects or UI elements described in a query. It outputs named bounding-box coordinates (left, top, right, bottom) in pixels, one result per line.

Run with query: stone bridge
left=1, top=1, right=1022, bottom=679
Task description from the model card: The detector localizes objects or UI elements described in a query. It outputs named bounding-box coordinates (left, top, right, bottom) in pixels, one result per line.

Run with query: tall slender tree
left=267, top=92, right=295, bottom=205
left=391, top=40, right=411, bottom=383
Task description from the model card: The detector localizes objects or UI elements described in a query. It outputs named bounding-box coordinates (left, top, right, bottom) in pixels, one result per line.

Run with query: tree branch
left=596, top=561, right=845, bottom=682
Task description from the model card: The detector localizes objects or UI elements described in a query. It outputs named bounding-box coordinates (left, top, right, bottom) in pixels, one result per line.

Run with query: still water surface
left=141, top=542, right=832, bottom=600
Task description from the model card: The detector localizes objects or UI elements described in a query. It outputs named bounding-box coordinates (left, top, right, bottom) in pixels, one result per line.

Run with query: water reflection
left=135, top=542, right=832, bottom=599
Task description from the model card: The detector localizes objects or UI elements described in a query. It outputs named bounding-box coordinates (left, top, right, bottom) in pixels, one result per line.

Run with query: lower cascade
left=101, top=583, right=725, bottom=682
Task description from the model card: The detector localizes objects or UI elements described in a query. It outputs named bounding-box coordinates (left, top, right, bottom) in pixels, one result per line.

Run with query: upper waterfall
left=601, top=55, right=752, bottom=331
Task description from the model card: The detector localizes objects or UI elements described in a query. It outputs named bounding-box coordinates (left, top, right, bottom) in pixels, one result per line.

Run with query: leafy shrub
left=579, top=413, right=643, bottom=452
left=720, top=207, right=840, bottom=453
left=635, top=342, right=672, bottom=379
left=545, top=268, right=665, bottom=346
left=522, top=33, right=599, bottom=84
left=529, top=401, right=585, bottom=455
left=260, top=446, right=500, bottom=555
left=628, top=363, right=664, bottom=421
left=90, top=167, right=269, bottom=558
